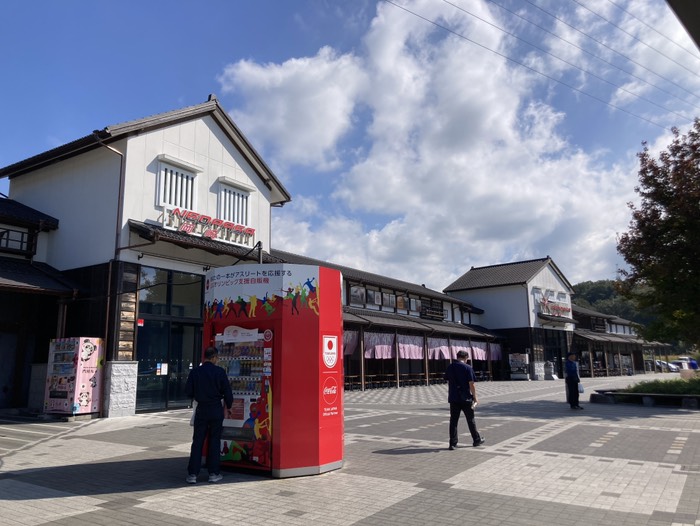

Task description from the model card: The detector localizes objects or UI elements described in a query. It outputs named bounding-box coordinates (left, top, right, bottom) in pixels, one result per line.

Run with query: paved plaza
left=1, top=373, right=699, bottom=525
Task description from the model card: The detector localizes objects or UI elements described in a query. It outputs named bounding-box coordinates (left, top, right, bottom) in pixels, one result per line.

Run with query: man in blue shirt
left=185, top=346, right=234, bottom=484
left=565, top=352, right=583, bottom=410
left=445, top=350, right=484, bottom=449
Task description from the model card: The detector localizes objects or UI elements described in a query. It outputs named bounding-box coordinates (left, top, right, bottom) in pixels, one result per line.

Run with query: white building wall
left=120, top=115, right=273, bottom=263
left=449, top=285, right=529, bottom=329
left=528, top=267, right=574, bottom=331
left=9, top=148, right=121, bottom=270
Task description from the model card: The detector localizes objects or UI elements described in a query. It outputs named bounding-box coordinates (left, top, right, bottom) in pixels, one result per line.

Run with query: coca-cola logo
left=322, top=376, right=339, bottom=405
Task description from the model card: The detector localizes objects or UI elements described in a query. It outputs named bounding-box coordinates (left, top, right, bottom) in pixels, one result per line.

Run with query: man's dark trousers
left=449, top=400, right=479, bottom=447
left=188, top=402, right=224, bottom=475
left=566, top=378, right=580, bottom=408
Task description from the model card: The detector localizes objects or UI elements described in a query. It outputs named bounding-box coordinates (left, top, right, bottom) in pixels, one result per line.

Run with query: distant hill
left=572, top=280, right=655, bottom=327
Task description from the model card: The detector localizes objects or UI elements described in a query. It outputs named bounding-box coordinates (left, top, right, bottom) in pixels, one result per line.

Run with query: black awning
left=342, top=307, right=495, bottom=339
left=0, top=257, right=76, bottom=296
left=128, top=220, right=284, bottom=262
left=538, top=312, right=577, bottom=324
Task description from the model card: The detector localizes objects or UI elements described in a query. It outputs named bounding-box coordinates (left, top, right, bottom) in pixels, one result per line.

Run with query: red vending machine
left=203, top=263, right=344, bottom=478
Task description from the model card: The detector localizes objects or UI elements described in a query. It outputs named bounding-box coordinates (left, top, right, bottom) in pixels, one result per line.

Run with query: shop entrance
left=135, top=320, right=201, bottom=412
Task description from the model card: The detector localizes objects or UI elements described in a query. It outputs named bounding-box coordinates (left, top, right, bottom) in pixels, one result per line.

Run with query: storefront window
left=138, top=267, right=203, bottom=318
left=139, top=267, right=168, bottom=315
left=172, top=271, right=202, bottom=318
left=349, top=285, right=366, bottom=307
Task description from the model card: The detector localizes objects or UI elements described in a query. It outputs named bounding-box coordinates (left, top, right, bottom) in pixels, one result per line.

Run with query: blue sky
left=1, top=0, right=698, bottom=289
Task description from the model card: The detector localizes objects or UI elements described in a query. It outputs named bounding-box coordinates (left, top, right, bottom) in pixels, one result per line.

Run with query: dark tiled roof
left=444, top=257, right=573, bottom=292
left=0, top=257, right=76, bottom=295
left=572, top=304, right=634, bottom=326
left=270, top=248, right=480, bottom=311
left=571, top=303, right=616, bottom=320
left=343, top=306, right=495, bottom=340
left=0, top=197, right=59, bottom=230
left=0, top=96, right=291, bottom=205
left=128, top=220, right=285, bottom=263
left=574, top=329, right=642, bottom=344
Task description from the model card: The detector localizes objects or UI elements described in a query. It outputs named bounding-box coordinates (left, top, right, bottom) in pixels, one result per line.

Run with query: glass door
left=136, top=320, right=201, bottom=411
left=136, top=320, right=169, bottom=411
left=168, top=323, right=201, bottom=409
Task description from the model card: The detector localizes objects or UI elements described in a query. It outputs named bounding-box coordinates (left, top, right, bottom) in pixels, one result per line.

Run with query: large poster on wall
left=204, top=264, right=320, bottom=321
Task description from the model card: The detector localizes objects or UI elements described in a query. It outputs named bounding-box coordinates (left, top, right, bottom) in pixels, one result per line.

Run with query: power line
left=603, top=0, right=700, bottom=61
left=519, top=0, right=700, bottom=103
left=383, top=0, right=682, bottom=131
left=483, top=0, right=700, bottom=111
left=443, top=0, right=695, bottom=121
left=568, top=0, right=700, bottom=80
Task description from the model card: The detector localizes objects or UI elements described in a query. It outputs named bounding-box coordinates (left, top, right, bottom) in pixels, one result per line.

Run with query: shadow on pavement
left=475, top=398, right=697, bottom=422
left=0, top=455, right=267, bottom=499
left=374, top=447, right=444, bottom=455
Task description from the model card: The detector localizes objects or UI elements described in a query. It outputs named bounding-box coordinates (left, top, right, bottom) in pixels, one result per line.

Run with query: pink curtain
left=470, top=341, right=488, bottom=360
left=428, top=337, right=450, bottom=360
left=364, top=332, right=395, bottom=359
left=450, top=339, right=471, bottom=360
left=398, top=334, right=423, bottom=360
left=343, top=330, right=359, bottom=356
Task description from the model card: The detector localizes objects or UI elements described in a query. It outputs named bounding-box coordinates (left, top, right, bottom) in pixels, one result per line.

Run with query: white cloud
left=218, top=46, right=368, bottom=170
left=225, top=0, right=693, bottom=290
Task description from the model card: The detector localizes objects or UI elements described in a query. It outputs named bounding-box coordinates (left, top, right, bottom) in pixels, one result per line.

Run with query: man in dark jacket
left=445, top=350, right=484, bottom=449
left=185, top=346, right=233, bottom=483
left=565, top=352, right=583, bottom=410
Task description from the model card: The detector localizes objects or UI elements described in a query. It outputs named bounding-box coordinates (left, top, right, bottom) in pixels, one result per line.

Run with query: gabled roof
left=444, top=257, right=573, bottom=293
left=0, top=95, right=291, bottom=206
left=0, top=197, right=59, bottom=230
left=270, top=248, right=482, bottom=313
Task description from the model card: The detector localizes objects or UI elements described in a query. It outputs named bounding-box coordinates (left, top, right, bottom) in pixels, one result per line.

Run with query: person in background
left=565, top=352, right=583, bottom=410
left=185, top=346, right=233, bottom=484
left=689, top=358, right=698, bottom=370
left=445, top=350, right=484, bottom=449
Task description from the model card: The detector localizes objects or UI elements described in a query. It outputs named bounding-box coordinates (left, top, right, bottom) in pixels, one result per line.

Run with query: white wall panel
left=10, top=147, right=120, bottom=270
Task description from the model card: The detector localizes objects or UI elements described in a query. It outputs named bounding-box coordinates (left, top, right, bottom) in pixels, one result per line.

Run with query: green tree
left=617, top=119, right=700, bottom=347
left=573, top=279, right=654, bottom=327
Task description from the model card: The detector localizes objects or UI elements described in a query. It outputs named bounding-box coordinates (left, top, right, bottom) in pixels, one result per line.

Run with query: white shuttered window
left=158, top=163, right=196, bottom=210
left=218, top=183, right=250, bottom=225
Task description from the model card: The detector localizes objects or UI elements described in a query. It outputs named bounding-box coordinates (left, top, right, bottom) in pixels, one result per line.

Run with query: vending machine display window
left=215, top=329, right=273, bottom=470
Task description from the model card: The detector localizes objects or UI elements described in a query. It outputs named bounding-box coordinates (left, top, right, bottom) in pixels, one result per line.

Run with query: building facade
left=0, top=95, right=291, bottom=415
left=270, top=249, right=504, bottom=389
left=0, top=98, right=666, bottom=415
left=0, top=198, right=77, bottom=410
left=444, top=258, right=576, bottom=380
left=570, top=304, right=668, bottom=377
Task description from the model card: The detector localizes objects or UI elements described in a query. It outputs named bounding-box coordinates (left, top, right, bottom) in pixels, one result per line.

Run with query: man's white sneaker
left=186, top=474, right=197, bottom=484
left=208, top=473, right=223, bottom=483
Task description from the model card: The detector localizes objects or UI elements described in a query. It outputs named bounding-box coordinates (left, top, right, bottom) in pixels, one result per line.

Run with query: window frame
left=216, top=177, right=255, bottom=227
left=156, top=155, right=202, bottom=211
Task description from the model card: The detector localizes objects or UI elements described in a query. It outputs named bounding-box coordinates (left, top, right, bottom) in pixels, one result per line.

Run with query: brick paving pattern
left=1, top=373, right=699, bottom=525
